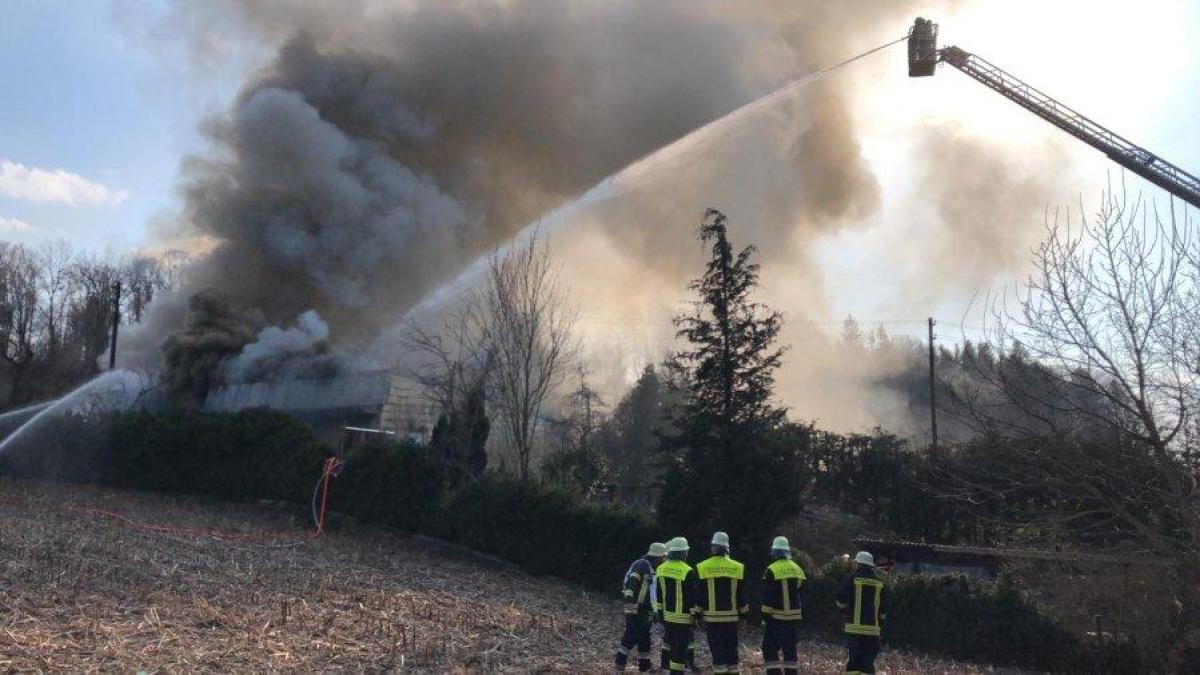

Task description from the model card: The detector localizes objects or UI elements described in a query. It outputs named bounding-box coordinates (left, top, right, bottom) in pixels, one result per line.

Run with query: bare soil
left=0, top=478, right=1036, bottom=673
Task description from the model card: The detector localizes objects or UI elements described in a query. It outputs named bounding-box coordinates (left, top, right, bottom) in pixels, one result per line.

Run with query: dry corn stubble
left=0, top=478, right=1039, bottom=673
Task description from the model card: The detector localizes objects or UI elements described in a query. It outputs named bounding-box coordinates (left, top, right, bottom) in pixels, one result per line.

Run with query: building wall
left=380, top=374, right=439, bottom=444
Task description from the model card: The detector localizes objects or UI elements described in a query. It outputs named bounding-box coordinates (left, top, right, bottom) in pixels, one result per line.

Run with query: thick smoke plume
left=134, top=0, right=1068, bottom=431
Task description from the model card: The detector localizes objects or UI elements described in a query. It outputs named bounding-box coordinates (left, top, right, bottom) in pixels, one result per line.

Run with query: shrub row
left=797, top=565, right=1140, bottom=672
left=0, top=409, right=327, bottom=503
left=0, top=410, right=1143, bottom=672
left=436, top=474, right=659, bottom=591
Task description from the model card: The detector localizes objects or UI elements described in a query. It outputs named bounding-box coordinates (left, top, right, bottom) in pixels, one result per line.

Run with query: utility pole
left=108, top=280, right=121, bottom=370
left=928, top=317, right=938, bottom=451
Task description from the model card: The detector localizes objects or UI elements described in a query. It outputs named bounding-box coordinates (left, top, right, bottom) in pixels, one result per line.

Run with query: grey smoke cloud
left=136, top=0, right=1075, bottom=436
left=223, top=309, right=332, bottom=383
left=141, top=0, right=915, bottom=387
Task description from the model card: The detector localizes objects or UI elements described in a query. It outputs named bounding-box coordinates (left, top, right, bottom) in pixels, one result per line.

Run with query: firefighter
left=760, top=536, right=805, bottom=675
left=694, top=532, right=748, bottom=675
left=615, top=542, right=667, bottom=672
left=836, top=551, right=890, bottom=675
left=655, top=537, right=700, bottom=673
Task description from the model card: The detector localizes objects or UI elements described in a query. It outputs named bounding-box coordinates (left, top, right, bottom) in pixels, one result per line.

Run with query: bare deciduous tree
left=0, top=243, right=40, bottom=401
left=963, top=187, right=1197, bottom=451
left=402, top=297, right=491, bottom=417
left=480, top=233, right=578, bottom=479
left=0, top=240, right=179, bottom=408
left=945, top=185, right=1200, bottom=665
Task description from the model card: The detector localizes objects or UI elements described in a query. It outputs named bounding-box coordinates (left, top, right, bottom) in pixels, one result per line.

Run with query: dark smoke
left=137, top=0, right=1068, bottom=426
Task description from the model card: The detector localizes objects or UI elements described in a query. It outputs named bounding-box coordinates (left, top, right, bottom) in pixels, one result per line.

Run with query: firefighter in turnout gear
left=760, top=536, right=806, bottom=675
left=695, top=532, right=748, bottom=675
left=615, top=542, right=667, bottom=672
left=655, top=537, right=700, bottom=672
left=836, top=551, right=891, bottom=675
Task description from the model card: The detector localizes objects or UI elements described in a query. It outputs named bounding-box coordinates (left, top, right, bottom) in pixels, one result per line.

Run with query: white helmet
left=667, top=537, right=690, bottom=553
left=854, top=551, right=875, bottom=567
left=771, top=536, right=791, bottom=551
left=711, top=531, right=730, bottom=548
left=647, top=542, right=668, bottom=557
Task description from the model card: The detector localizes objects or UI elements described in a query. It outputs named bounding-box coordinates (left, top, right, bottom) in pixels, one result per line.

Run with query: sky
left=1, top=0, right=1197, bottom=344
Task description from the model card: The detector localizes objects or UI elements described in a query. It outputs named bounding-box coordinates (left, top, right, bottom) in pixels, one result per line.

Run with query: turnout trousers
left=703, top=621, right=739, bottom=674
left=845, top=634, right=880, bottom=674
left=761, top=617, right=799, bottom=675
left=663, top=623, right=695, bottom=672
left=614, top=614, right=652, bottom=672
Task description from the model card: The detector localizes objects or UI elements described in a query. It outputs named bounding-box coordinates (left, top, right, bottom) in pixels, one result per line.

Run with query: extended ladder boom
left=908, top=19, right=1200, bottom=209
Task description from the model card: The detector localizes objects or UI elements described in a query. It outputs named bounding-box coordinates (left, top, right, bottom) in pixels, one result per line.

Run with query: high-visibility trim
left=616, top=645, right=630, bottom=656
left=845, top=577, right=884, bottom=636
left=853, top=579, right=863, bottom=628
left=662, top=610, right=692, bottom=624
left=696, top=556, right=745, bottom=580
left=873, top=583, right=882, bottom=627
left=696, top=555, right=744, bottom=620
left=768, top=558, right=805, bottom=580
left=669, top=661, right=686, bottom=671
left=703, top=614, right=740, bottom=623
left=657, top=560, right=694, bottom=625
left=763, top=605, right=803, bottom=620
left=636, top=574, right=650, bottom=607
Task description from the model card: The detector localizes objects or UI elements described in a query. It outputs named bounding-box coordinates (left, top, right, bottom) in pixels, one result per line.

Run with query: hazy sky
left=1, top=0, right=1197, bottom=345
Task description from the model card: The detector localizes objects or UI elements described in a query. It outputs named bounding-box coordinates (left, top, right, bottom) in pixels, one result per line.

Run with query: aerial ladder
left=907, top=18, right=1200, bottom=210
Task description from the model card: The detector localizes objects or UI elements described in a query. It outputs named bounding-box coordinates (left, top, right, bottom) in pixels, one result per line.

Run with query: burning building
left=204, top=370, right=437, bottom=445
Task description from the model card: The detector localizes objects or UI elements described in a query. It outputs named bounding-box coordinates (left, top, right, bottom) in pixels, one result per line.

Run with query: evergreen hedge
left=0, top=410, right=1145, bottom=671
left=436, top=475, right=659, bottom=591
left=331, top=437, right=444, bottom=533
left=105, top=409, right=328, bottom=502
left=797, top=562, right=1140, bottom=673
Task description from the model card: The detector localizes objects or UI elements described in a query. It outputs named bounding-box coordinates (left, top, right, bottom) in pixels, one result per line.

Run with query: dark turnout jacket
left=836, top=565, right=890, bottom=636
left=622, top=556, right=657, bottom=617
left=655, top=558, right=702, bottom=625
left=760, top=557, right=806, bottom=621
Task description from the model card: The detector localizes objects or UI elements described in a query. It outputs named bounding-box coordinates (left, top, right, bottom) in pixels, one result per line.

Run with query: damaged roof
left=205, top=370, right=393, bottom=413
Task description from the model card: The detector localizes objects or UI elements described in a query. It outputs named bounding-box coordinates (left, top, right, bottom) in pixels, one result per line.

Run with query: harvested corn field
left=0, top=479, right=1033, bottom=673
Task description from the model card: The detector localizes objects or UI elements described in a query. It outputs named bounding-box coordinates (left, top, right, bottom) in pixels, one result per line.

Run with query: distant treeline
left=0, top=241, right=186, bottom=409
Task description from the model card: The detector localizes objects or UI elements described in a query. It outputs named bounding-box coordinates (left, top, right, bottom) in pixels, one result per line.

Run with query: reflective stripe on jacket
left=694, top=555, right=748, bottom=622
left=761, top=558, right=806, bottom=621
left=655, top=559, right=699, bottom=625
left=622, top=557, right=656, bottom=615
left=836, top=567, right=889, bottom=636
